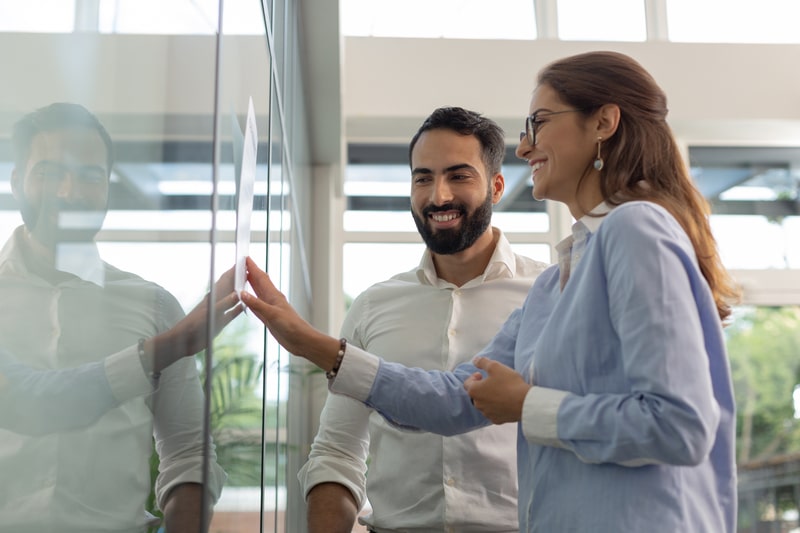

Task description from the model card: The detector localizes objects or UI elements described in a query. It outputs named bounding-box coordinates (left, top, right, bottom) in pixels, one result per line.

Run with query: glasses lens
left=526, top=116, right=536, bottom=145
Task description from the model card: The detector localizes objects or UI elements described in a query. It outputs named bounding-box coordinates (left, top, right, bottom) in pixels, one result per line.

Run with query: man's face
left=410, top=129, right=499, bottom=255
left=11, top=128, right=110, bottom=250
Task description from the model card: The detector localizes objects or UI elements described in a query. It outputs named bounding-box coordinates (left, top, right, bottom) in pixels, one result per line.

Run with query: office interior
left=0, top=0, right=799, bottom=531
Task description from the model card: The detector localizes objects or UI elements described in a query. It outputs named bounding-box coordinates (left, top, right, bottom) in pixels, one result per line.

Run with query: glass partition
left=0, top=1, right=313, bottom=532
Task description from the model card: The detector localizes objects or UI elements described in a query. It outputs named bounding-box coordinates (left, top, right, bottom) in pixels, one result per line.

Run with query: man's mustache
left=421, top=203, right=466, bottom=218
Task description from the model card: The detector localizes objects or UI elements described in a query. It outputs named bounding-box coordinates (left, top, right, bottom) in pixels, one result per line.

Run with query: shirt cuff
left=104, top=345, right=154, bottom=403
left=328, top=344, right=380, bottom=402
left=520, top=386, right=569, bottom=447
left=297, top=457, right=367, bottom=509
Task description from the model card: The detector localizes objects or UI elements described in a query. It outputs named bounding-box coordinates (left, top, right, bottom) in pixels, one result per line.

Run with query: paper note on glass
left=235, top=97, right=257, bottom=294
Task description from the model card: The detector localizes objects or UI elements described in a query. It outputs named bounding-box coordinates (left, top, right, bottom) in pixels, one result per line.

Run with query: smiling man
left=298, top=106, right=547, bottom=533
left=0, top=102, right=240, bottom=533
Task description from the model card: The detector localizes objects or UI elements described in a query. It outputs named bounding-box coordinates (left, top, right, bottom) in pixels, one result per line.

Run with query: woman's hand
left=241, top=257, right=341, bottom=371
left=464, top=356, right=531, bottom=424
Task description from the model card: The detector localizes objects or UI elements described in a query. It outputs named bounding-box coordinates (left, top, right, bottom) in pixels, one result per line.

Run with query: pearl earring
left=593, top=137, right=604, bottom=171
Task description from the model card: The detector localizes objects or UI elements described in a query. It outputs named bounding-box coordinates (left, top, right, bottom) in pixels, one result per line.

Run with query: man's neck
left=19, top=229, right=75, bottom=284
left=431, top=227, right=499, bottom=287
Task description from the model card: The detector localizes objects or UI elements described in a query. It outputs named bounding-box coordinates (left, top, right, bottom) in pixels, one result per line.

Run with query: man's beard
left=18, top=195, right=107, bottom=250
left=412, top=192, right=493, bottom=255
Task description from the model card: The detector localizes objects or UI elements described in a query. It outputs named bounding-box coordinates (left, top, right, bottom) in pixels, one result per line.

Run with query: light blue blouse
left=332, top=201, right=736, bottom=533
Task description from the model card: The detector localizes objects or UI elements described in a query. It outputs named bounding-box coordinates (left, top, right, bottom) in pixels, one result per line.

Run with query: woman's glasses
left=520, top=109, right=581, bottom=146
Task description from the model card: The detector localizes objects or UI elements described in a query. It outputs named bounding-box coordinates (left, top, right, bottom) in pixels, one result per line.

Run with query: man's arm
left=0, top=354, right=118, bottom=434
left=307, top=482, right=359, bottom=533
left=162, top=482, right=208, bottom=533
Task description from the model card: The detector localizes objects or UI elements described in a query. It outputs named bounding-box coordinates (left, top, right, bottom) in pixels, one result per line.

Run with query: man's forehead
left=29, top=128, right=106, bottom=161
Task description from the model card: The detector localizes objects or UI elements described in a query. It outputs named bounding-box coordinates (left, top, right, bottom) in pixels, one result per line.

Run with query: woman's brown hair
left=538, top=51, right=739, bottom=322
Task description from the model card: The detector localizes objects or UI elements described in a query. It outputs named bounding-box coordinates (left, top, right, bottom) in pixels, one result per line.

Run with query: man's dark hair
left=12, top=102, right=114, bottom=174
left=408, top=106, right=505, bottom=175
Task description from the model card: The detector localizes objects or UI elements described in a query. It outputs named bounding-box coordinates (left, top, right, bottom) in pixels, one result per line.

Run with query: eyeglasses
left=519, top=109, right=581, bottom=146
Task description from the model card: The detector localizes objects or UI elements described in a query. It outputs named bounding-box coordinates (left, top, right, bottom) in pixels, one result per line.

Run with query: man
left=298, top=107, right=547, bottom=532
left=0, top=102, right=240, bottom=532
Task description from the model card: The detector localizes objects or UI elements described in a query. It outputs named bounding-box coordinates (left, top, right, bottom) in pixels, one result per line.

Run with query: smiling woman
left=242, top=50, right=742, bottom=533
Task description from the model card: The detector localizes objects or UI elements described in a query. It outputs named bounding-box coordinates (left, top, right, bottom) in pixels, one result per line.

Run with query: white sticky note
left=235, top=97, right=257, bottom=294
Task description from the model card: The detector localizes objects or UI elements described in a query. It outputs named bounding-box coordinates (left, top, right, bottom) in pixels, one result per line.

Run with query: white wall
left=342, top=37, right=800, bottom=146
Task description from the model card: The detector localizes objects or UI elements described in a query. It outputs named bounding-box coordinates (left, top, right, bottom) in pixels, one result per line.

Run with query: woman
left=241, top=51, right=740, bottom=532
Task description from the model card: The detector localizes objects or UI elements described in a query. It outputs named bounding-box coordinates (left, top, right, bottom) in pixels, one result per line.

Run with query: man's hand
left=464, top=356, right=530, bottom=424
left=145, top=266, right=245, bottom=373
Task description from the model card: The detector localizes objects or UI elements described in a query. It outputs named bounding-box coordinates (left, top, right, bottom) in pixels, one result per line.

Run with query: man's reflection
left=0, top=102, right=239, bottom=533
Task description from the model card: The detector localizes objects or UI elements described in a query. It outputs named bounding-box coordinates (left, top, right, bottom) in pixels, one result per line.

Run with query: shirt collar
left=555, top=201, right=614, bottom=254
left=577, top=201, right=613, bottom=235
left=0, top=225, right=106, bottom=287
left=416, top=227, right=516, bottom=286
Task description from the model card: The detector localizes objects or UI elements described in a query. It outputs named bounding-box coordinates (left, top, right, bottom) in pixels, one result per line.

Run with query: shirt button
left=446, top=478, right=455, bottom=486
left=448, top=329, right=456, bottom=337
left=453, top=289, right=461, bottom=296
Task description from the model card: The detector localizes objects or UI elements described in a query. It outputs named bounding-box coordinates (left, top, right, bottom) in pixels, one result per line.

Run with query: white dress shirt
left=299, top=228, right=546, bottom=532
left=0, top=226, right=225, bottom=533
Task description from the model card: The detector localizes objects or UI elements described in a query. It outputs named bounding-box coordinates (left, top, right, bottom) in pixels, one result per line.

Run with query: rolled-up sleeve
left=297, top=392, right=371, bottom=508
left=152, top=356, right=226, bottom=509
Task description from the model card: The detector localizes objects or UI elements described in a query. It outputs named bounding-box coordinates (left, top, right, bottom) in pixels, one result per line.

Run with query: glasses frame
left=521, top=109, right=581, bottom=146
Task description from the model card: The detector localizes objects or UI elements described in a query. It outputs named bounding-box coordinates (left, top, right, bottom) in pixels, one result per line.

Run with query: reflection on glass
left=0, top=102, right=231, bottom=532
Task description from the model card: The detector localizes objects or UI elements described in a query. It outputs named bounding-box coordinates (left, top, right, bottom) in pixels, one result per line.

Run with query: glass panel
left=712, top=215, right=800, bottom=269
left=693, top=151, right=800, bottom=270
left=211, top=0, right=274, bottom=531
left=729, top=306, right=800, bottom=531
left=667, top=0, right=800, bottom=44
left=98, top=0, right=266, bottom=35
left=341, top=0, right=537, bottom=39
left=557, top=0, right=646, bottom=41
left=0, top=22, right=224, bottom=533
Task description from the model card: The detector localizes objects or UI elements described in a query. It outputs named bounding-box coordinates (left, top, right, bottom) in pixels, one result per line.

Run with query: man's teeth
left=531, top=161, right=545, bottom=172
left=432, top=213, right=459, bottom=222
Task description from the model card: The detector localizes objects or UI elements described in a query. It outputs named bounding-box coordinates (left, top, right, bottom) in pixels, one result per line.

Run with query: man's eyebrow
left=444, top=163, right=477, bottom=173
left=411, top=163, right=477, bottom=175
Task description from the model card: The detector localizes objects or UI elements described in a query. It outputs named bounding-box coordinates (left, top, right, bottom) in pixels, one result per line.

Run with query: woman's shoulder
left=601, top=200, right=684, bottom=236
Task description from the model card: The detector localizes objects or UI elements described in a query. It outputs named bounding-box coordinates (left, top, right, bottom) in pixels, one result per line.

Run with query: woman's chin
left=531, top=185, right=547, bottom=202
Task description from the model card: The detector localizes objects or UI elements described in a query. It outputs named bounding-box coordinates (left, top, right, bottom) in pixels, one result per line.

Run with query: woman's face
left=515, top=84, right=601, bottom=217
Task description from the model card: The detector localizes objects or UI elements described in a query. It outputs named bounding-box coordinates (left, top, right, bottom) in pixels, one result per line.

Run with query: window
left=668, top=0, right=800, bottom=43
left=341, top=0, right=537, bottom=40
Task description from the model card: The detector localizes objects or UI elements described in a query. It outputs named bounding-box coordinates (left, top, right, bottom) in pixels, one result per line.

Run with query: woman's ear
left=596, top=103, right=621, bottom=140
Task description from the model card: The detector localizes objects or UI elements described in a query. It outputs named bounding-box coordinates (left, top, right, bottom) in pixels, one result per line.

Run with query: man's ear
left=491, top=173, right=505, bottom=204
left=10, top=168, right=22, bottom=201
left=595, top=103, right=621, bottom=140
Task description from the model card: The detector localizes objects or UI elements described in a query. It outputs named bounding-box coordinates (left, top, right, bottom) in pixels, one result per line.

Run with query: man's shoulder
left=513, top=253, right=550, bottom=280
